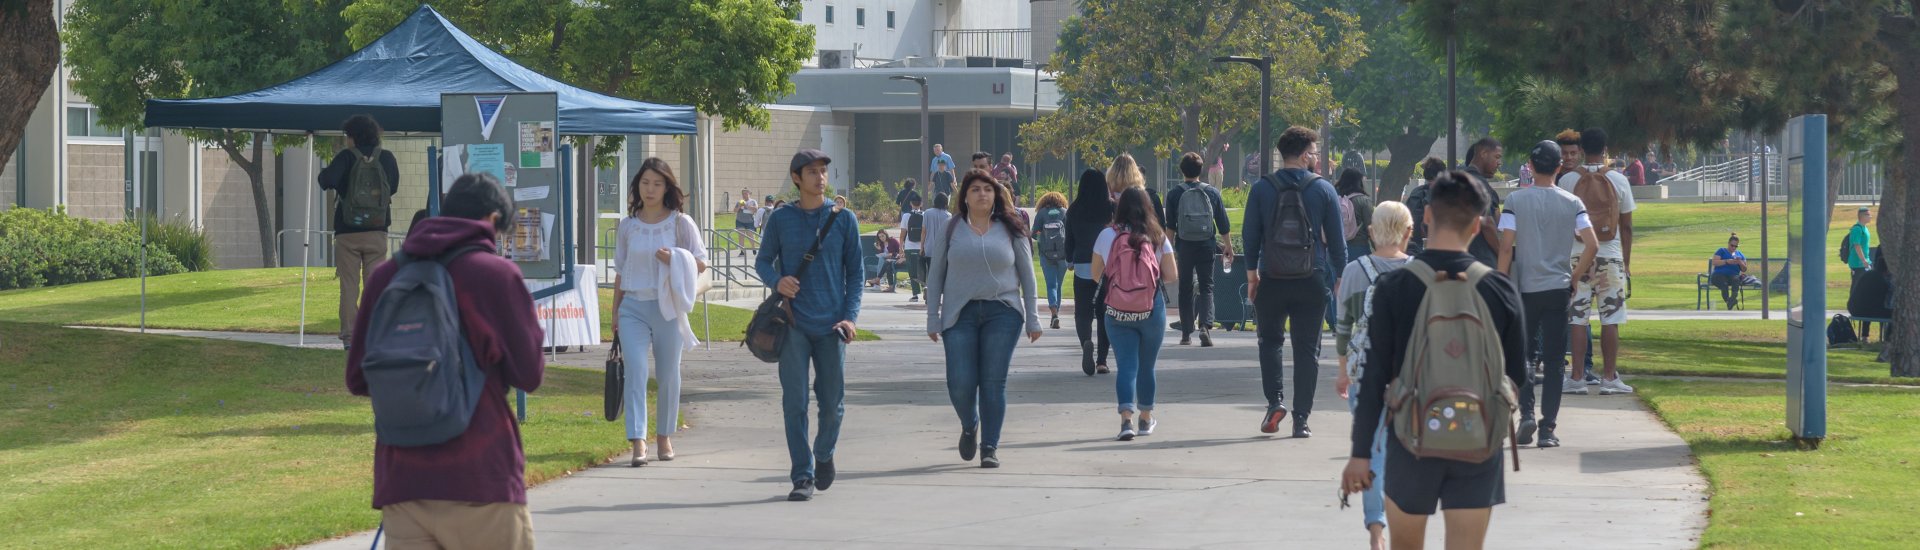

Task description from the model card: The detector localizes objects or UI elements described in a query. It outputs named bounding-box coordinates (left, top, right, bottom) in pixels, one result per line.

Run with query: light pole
left=1030, top=65, right=1055, bottom=204
left=891, top=75, right=930, bottom=199
left=1213, top=56, right=1272, bottom=178
left=1447, top=35, right=1458, bottom=168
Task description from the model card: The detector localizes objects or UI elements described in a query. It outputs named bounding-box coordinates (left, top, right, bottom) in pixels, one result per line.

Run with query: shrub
left=0, top=207, right=186, bottom=290
left=136, top=213, right=215, bottom=272
left=848, top=181, right=899, bottom=223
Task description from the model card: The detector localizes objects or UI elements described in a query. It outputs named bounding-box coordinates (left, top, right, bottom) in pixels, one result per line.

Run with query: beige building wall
left=200, top=148, right=278, bottom=269
left=709, top=108, right=851, bottom=213
left=65, top=143, right=125, bottom=221
left=1, top=156, right=15, bottom=209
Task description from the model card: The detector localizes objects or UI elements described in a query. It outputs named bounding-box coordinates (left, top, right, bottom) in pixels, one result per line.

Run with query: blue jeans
left=1040, top=258, right=1068, bottom=311
left=617, top=298, right=684, bottom=441
left=1106, top=295, right=1166, bottom=413
left=1347, top=390, right=1387, bottom=528
left=942, top=300, right=1024, bottom=448
left=778, top=328, right=846, bottom=483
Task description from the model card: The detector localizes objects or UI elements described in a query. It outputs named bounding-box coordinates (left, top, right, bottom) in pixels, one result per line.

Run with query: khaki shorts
left=382, top=500, right=533, bottom=550
left=1569, top=257, right=1628, bottom=326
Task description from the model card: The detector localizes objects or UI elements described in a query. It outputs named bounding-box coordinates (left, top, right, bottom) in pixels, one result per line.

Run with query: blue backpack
left=359, top=245, right=489, bottom=447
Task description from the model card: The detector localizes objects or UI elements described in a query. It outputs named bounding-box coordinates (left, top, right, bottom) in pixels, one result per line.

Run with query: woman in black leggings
left=1063, top=169, right=1114, bottom=375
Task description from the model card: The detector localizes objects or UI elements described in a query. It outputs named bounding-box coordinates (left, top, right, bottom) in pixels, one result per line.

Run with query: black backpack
left=359, top=245, right=489, bottom=447
left=1827, top=314, right=1858, bottom=346
left=1838, top=229, right=1853, bottom=263
left=1259, top=172, right=1318, bottom=280
left=1405, top=183, right=1430, bottom=254
left=907, top=210, right=925, bottom=242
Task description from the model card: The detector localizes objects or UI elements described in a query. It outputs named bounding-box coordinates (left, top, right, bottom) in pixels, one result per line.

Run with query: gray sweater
left=925, top=217, right=1041, bottom=334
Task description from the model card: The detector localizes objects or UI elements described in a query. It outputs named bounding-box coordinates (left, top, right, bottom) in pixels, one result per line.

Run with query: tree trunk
left=0, top=0, right=58, bottom=169
left=1881, top=35, right=1920, bottom=378
left=221, top=133, right=275, bottom=268
left=1378, top=132, right=1439, bottom=202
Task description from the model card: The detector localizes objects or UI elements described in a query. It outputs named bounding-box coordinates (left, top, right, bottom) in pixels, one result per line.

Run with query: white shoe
left=1599, top=376, right=1635, bottom=395
left=1559, top=376, right=1588, bottom=395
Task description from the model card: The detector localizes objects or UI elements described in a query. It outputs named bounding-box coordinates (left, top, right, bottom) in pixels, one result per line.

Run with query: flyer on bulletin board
left=466, top=143, right=508, bottom=185
left=519, top=121, right=555, bottom=169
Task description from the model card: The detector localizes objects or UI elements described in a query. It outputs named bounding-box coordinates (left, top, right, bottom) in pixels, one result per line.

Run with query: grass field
left=1615, top=320, right=1908, bottom=385
left=1635, top=379, right=1920, bottom=549
left=0, top=322, right=637, bottom=549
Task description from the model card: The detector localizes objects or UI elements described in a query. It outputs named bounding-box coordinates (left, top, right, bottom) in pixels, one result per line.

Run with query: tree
left=1328, top=0, right=1490, bottom=200
left=64, top=0, right=353, bottom=266
left=1023, top=0, right=1365, bottom=172
left=0, top=0, right=59, bottom=171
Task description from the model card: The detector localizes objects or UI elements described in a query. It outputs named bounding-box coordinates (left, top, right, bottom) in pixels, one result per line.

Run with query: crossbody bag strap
left=790, top=205, right=843, bottom=284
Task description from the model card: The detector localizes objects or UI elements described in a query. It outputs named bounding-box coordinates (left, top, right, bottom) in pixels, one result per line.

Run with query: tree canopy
left=1328, top=0, right=1489, bottom=198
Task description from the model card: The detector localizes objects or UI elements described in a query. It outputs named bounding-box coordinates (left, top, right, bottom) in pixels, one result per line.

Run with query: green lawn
left=0, top=322, right=637, bottom=549
left=1618, top=202, right=1855, bottom=310
left=1635, top=379, right=1920, bottom=549
left=1615, top=320, right=1909, bottom=385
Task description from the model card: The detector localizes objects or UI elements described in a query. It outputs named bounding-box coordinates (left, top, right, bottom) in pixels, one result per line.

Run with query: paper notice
left=502, top=207, right=544, bottom=262
left=513, top=185, right=550, bottom=202
left=518, top=121, right=555, bottom=169
left=467, top=144, right=508, bottom=185
left=474, top=96, right=506, bottom=140
left=439, top=144, right=464, bottom=190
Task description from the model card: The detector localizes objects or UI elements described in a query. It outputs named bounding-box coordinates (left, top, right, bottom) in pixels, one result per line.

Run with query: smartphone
left=835, top=325, right=853, bottom=343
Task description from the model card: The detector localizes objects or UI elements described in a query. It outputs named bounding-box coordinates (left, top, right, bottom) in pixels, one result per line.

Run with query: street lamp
left=1212, top=56, right=1272, bottom=178
left=1031, top=65, right=1055, bottom=204
left=891, top=75, right=930, bottom=199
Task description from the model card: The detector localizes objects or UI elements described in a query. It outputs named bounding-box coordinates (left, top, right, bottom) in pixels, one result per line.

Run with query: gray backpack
left=343, top=147, right=392, bottom=230
left=1036, top=207, right=1069, bottom=261
left=1386, top=260, right=1520, bottom=468
left=359, top=246, right=488, bottom=447
left=1176, top=182, right=1217, bottom=242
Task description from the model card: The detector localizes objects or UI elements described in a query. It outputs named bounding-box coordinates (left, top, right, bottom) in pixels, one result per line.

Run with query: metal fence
left=935, top=28, right=1031, bottom=61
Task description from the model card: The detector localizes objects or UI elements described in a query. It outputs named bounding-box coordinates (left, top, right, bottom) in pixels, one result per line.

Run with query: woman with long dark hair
left=1093, top=187, right=1177, bottom=440
left=613, top=158, right=708, bottom=466
left=1337, top=168, right=1375, bottom=259
left=1063, top=169, right=1114, bottom=375
left=926, top=169, right=1042, bottom=468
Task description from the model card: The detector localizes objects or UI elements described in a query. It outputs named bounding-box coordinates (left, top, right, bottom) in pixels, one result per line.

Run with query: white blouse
left=615, top=213, right=708, bottom=301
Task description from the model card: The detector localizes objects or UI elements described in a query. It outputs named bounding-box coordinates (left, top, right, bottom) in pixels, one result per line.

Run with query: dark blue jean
left=1106, top=295, right=1167, bottom=413
left=1040, top=259, right=1068, bottom=311
left=778, top=328, right=846, bottom=483
left=942, top=300, right=1024, bottom=448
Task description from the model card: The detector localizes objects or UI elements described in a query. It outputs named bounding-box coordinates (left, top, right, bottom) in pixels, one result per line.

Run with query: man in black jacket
left=317, top=114, right=400, bottom=347
left=1165, top=152, right=1233, bottom=347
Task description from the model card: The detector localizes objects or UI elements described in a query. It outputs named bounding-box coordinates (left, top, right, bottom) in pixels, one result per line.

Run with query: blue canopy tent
left=141, top=4, right=705, bottom=348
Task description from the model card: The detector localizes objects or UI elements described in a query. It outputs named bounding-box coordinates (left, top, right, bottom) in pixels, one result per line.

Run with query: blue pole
left=426, top=145, right=440, bottom=216
left=1800, top=115, right=1828, bottom=441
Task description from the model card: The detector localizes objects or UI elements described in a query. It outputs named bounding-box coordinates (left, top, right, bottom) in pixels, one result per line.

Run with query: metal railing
left=589, top=227, right=766, bottom=301
left=935, top=28, right=1031, bottom=61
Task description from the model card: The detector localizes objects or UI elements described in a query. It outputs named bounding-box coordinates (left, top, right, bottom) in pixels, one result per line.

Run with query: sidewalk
left=296, top=289, right=1706, bottom=549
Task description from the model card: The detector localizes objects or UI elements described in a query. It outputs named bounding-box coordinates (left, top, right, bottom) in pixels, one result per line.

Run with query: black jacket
left=1063, top=169, right=1113, bottom=265
left=317, top=144, right=401, bottom=235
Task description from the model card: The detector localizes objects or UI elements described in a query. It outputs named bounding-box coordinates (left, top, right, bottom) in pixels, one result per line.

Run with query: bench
left=1851, top=316, right=1891, bottom=344
left=1696, top=262, right=1761, bottom=310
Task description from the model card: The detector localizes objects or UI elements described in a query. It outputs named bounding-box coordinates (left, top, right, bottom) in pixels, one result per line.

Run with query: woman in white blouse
left=614, top=158, right=708, bottom=466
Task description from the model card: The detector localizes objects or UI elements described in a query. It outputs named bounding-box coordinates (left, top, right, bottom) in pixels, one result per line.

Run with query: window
left=825, top=5, right=834, bottom=24
left=856, top=7, right=865, bottom=27
left=65, top=106, right=119, bottom=138
left=887, top=10, right=895, bottom=29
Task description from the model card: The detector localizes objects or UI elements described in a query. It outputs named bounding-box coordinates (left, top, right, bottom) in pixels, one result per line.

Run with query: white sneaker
left=1559, top=376, right=1588, bottom=395
left=1599, top=377, right=1635, bottom=395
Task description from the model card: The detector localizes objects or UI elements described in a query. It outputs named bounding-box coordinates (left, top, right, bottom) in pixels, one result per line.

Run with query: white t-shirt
left=1092, top=227, right=1175, bottom=264
left=1498, top=211, right=1592, bottom=233
left=1556, top=165, right=1636, bottom=259
left=898, top=212, right=924, bottom=250
left=615, top=213, right=709, bottom=301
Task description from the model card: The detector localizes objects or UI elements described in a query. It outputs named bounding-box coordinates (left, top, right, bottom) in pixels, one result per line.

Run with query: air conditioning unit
left=817, top=49, right=857, bottom=69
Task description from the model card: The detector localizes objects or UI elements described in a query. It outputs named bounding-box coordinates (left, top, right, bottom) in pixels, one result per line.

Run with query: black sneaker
left=1538, top=429, right=1562, bottom=448
left=1261, top=404, right=1289, bottom=434
left=1081, top=341, right=1096, bottom=376
left=1198, top=331, right=1214, bottom=347
left=1051, top=316, right=1060, bottom=330
left=1517, top=417, right=1538, bottom=446
left=1179, top=334, right=1193, bottom=346
left=1292, top=416, right=1313, bottom=438
left=980, top=447, right=999, bottom=468
left=816, top=460, right=836, bottom=490
left=788, top=479, right=815, bottom=501
left=960, top=427, right=978, bottom=461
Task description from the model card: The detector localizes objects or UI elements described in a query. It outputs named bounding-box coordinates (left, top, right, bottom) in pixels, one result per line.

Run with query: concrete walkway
left=288, top=288, right=1706, bottom=549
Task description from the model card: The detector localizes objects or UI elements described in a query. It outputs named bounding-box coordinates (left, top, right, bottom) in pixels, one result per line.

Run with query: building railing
left=935, top=28, right=1031, bottom=61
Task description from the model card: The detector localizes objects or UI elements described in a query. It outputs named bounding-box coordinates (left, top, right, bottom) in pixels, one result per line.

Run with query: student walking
left=926, top=170, right=1043, bottom=468
left=1498, top=141, right=1599, bottom=449
left=1243, top=126, right=1348, bottom=438
left=917, top=193, right=954, bottom=302
left=1033, top=192, right=1073, bottom=329
left=755, top=150, right=864, bottom=502
left=1105, top=153, right=1166, bottom=224
left=1166, top=152, right=1233, bottom=347
left=1404, top=157, right=1448, bottom=255
left=1333, top=201, right=1415, bottom=550
left=1557, top=128, right=1637, bottom=397
left=1064, top=169, right=1115, bottom=375
left=612, top=158, right=709, bottom=465
left=345, top=173, right=544, bottom=549
left=900, top=196, right=927, bottom=300
left=318, top=114, right=401, bottom=349
left=1336, top=168, right=1376, bottom=260
left=1095, top=187, right=1178, bottom=441
left=1342, top=170, right=1527, bottom=550
left=1461, top=138, right=1508, bottom=267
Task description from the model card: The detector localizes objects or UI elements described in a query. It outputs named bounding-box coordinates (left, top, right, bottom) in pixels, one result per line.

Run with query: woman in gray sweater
left=926, top=169, right=1043, bottom=469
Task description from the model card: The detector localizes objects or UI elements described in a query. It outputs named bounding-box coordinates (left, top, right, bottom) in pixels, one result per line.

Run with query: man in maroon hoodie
left=345, top=173, right=546, bottom=549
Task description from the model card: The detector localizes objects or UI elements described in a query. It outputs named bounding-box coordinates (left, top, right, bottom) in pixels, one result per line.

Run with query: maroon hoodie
left=345, top=216, right=546, bottom=508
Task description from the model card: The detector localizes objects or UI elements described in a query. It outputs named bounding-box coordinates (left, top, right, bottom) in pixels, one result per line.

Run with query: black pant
left=1852, top=268, right=1872, bottom=339
left=1255, top=275, right=1326, bottom=417
left=1518, top=289, right=1571, bottom=431
left=1710, top=273, right=1740, bottom=307
left=1175, top=241, right=1217, bottom=336
left=1073, top=276, right=1110, bottom=364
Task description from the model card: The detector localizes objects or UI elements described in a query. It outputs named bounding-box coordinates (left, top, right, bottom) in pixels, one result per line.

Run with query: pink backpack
left=1338, top=192, right=1362, bottom=242
left=1103, top=228, right=1161, bottom=319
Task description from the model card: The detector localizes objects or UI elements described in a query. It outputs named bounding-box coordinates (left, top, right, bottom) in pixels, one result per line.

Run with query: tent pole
left=298, top=132, right=315, bottom=347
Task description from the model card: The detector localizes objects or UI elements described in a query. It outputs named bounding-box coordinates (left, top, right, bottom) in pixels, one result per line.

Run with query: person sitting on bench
left=1709, top=233, right=1750, bottom=309
left=1848, top=246, right=1892, bottom=341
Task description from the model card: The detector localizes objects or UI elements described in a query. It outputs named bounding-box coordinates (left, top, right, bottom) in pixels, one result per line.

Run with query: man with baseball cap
left=755, top=149, right=864, bottom=502
left=1497, top=140, right=1600, bottom=448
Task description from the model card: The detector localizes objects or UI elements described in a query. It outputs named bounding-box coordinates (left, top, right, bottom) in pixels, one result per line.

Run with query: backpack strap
left=1402, top=259, right=1437, bottom=289
left=1358, top=256, right=1382, bottom=285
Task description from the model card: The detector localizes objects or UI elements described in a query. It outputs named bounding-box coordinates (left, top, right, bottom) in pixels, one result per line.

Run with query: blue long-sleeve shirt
left=755, top=201, right=864, bottom=337
left=1241, top=168, right=1347, bottom=277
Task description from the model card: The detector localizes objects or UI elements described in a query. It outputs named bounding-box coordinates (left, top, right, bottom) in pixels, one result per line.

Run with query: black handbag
left=603, top=336, right=624, bottom=421
left=744, top=205, right=843, bottom=362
